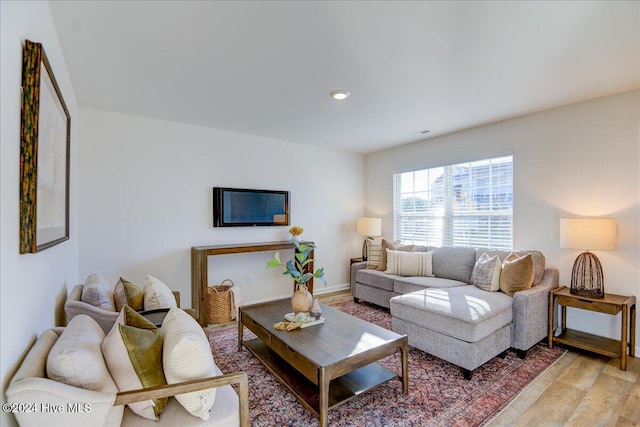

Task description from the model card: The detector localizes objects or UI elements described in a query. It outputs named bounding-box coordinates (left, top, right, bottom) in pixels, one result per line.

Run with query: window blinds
left=393, top=155, right=513, bottom=250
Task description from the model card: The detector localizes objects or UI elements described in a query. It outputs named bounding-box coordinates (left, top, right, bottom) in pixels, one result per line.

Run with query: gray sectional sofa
left=350, top=246, right=559, bottom=379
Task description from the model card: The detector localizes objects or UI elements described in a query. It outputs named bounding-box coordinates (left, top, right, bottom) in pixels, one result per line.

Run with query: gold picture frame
left=20, top=40, right=71, bottom=253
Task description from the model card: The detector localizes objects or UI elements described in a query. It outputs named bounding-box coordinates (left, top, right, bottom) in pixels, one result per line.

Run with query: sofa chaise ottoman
left=351, top=245, right=559, bottom=378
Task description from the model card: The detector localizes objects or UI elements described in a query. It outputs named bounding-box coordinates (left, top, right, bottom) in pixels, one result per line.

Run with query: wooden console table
left=548, top=286, right=636, bottom=370
left=191, top=241, right=314, bottom=326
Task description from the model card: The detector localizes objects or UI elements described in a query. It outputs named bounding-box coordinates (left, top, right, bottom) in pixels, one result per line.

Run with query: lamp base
left=570, top=251, right=604, bottom=298
left=361, top=238, right=368, bottom=261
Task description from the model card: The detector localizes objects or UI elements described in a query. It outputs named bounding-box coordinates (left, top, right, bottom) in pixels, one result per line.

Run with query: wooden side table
left=350, top=257, right=364, bottom=265
left=548, top=286, right=636, bottom=370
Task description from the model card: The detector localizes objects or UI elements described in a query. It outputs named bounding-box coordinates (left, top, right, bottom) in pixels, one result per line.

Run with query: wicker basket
left=207, top=279, right=234, bottom=324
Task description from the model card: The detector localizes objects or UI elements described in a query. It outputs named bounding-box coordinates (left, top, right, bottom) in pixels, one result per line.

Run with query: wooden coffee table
left=238, top=298, right=408, bottom=427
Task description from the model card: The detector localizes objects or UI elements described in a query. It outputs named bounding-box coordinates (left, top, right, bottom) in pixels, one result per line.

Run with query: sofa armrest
left=511, top=267, right=559, bottom=351
left=64, top=300, right=120, bottom=335
left=6, top=328, right=121, bottom=427
left=350, top=261, right=368, bottom=292
left=114, top=372, right=249, bottom=427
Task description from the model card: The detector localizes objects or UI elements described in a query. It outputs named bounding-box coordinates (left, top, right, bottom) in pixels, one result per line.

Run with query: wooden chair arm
left=114, top=372, right=249, bottom=427
left=172, top=291, right=181, bottom=307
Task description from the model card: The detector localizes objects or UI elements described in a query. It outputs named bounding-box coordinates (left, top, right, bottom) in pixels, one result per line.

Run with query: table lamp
left=560, top=218, right=617, bottom=298
left=357, top=218, right=382, bottom=261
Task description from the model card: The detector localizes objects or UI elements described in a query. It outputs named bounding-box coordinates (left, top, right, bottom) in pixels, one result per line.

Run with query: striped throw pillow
left=385, top=249, right=434, bottom=277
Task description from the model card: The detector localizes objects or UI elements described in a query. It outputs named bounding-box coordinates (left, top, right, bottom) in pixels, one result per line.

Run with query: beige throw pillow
left=102, top=306, right=167, bottom=420
left=385, top=249, right=434, bottom=277
left=113, top=278, right=144, bottom=312
left=377, top=239, right=416, bottom=272
left=47, top=315, right=118, bottom=393
left=143, top=275, right=178, bottom=311
left=162, top=307, right=217, bottom=420
left=471, top=253, right=501, bottom=292
left=81, top=274, right=116, bottom=311
left=499, top=253, right=535, bottom=296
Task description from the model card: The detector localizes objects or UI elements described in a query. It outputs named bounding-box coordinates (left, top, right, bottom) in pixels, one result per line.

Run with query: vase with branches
left=267, top=240, right=326, bottom=313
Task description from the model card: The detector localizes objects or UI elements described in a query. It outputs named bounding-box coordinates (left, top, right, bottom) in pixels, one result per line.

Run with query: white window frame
left=393, top=155, right=513, bottom=249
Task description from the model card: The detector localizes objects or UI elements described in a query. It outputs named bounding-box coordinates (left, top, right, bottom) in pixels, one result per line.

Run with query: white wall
left=78, top=108, right=364, bottom=308
left=0, top=2, right=79, bottom=426
left=366, top=90, right=640, bottom=353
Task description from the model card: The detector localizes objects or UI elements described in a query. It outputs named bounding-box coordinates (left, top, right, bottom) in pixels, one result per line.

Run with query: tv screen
left=213, top=187, right=290, bottom=227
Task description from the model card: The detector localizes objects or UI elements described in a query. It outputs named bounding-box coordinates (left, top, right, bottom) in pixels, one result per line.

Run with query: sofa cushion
left=81, top=274, right=116, bottom=311
left=500, top=253, right=535, bottom=297
left=162, top=307, right=217, bottom=420
left=46, top=315, right=118, bottom=393
left=102, top=306, right=167, bottom=420
left=356, top=269, right=399, bottom=291
left=431, top=247, right=477, bottom=283
left=390, top=286, right=513, bottom=343
left=144, top=275, right=178, bottom=311
left=385, top=249, right=434, bottom=277
left=394, top=276, right=468, bottom=294
left=471, top=253, right=501, bottom=292
left=114, top=278, right=144, bottom=312
left=477, top=249, right=545, bottom=285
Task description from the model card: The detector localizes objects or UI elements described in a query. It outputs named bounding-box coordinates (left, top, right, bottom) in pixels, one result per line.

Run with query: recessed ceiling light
left=330, top=90, right=350, bottom=100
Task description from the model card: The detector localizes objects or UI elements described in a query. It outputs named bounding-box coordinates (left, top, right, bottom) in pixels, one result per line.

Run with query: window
left=393, top=155, right=513, bottom=249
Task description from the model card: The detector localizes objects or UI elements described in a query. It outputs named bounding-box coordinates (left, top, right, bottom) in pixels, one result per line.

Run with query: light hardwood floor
left=222, top=290, right=640, bottom=426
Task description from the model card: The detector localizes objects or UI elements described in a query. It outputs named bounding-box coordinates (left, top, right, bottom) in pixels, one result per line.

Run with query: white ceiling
left=49, top=1, right=639, bottom=154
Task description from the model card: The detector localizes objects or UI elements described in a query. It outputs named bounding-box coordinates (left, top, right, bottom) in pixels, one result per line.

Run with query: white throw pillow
left=144, top=275, right=178, bottom=311
left=471, top=253, right=501, bottom=292
left=161, top=307, right=217, bottom=420
left=46, top=315, right=118, bottom=393
left=385, top=249, right=434, bottom=277
left=81, top=273, right=116, bottom=311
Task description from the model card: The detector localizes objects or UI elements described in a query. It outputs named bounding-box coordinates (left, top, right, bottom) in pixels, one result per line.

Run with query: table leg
left=237, top=312, right=244, bottom=352
left=548, top=290, right=554, bottom=348
left=401, top=339, right=409, bottom=395
left=630, top=303, right=636, bottom=358
left=621, top=305, right=628, bottom=371
left=561, top=305, right=567, bottom=334
left=319, top=367, right=328, bottom=427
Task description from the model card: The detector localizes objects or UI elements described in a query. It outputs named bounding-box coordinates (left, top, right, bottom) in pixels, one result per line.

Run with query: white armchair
left=6, top=327, right=249, bottom=427
left=65, top=285, right=192, bottom=334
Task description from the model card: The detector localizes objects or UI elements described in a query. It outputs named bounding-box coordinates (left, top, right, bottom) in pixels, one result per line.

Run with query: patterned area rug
left=209, top=300, right=565, bottom=426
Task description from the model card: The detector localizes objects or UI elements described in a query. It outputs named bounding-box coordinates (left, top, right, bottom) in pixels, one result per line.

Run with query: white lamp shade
left=357, top=218, right=382, bottom=237
left=560, top=218, right=617, bottom=251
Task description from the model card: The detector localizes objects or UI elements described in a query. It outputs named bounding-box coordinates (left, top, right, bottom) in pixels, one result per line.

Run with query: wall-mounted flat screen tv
left=213, top=187, right=290, bottom=227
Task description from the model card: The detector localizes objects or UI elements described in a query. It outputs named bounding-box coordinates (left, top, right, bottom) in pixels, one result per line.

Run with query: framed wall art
left=20, top=39, right=71, bottom=253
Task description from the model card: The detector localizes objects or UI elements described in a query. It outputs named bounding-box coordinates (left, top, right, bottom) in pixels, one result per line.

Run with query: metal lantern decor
left=560, top=218, right=617, bottom=298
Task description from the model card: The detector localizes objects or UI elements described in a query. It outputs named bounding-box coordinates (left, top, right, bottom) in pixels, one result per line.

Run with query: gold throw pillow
left=499, top=253, right=534, bottom=296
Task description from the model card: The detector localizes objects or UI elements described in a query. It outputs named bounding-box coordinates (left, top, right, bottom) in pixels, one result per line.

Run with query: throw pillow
left=365, top=240, right=382, bottom=269
left=161, top=307, right=217, bottom=420
left=471, top=253, right=501, bottom=292
left=102, top=306, right=167, bottom=420
left=113, top=278, right=144, bottom=312
left=500, top=253, right=535, bottom=296
left=143, top=275, right=178, bottom=311
left=81, top=273, right=116, bottom=311
left=46, top=315, right=118, bottom=393
left=385, top=249, right=434, bottom=277
left=376, top=239, right=415, bottom=272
